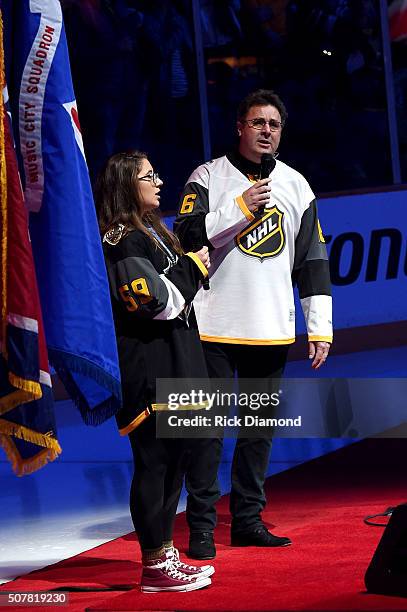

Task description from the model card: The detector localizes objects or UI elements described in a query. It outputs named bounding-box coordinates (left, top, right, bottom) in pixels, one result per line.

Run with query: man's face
left=238, top=104, right=282, bottom=163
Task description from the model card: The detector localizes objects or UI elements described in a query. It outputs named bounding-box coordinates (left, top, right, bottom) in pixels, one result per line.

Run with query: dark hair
left=95, top=150, right=182, bottom=254
left=237, top=89, right=288, bottom=126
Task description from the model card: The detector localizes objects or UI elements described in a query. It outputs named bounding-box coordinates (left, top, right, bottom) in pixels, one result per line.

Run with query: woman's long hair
left=95, top=150, right=182, bottom=254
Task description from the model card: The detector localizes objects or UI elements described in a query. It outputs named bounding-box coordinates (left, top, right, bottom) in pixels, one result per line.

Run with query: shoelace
left=168, top=548, right=202, bottom=573
left=166, top=562, right=196, bottom=581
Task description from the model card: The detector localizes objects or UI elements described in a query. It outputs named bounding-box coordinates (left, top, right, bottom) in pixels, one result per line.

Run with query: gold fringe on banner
left=0, top=417, right=62, bottom=475
left=0, top=434, right=61, bottom=476
left=0, top=390, right=40, bottom=416
left=8, top=372, right=43, bottom=397
left=0, top=417, right=61, bottom=451
left=0, top=373, right=43, bottom=415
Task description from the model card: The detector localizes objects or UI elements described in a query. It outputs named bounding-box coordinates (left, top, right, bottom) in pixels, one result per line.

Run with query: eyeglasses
left=138, top=171, right=161, bottom=186
left=241, top=118, right=283, bottom=131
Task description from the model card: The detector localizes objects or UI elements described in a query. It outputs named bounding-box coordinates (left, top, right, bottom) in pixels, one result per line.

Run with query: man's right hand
left=242, top=178, right=272, bottom=213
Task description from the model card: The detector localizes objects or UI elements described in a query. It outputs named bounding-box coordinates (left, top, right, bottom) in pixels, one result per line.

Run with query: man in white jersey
left=174, top=90, right=332, bottom=559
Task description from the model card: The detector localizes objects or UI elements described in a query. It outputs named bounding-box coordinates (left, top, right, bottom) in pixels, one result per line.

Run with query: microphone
left=259, top=153, right=276, bottom=213
left=260, top=153, right=276, bottom=180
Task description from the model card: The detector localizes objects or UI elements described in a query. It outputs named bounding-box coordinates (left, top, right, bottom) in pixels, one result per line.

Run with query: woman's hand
left=194, top=246, right=210, bottom=270
left=242, top=178, right=272, bottom=213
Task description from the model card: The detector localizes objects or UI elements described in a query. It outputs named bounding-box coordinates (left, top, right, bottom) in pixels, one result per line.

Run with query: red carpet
left=2, top=439, right=407, bottom=611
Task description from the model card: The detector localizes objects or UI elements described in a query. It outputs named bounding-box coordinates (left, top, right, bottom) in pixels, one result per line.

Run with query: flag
left=0, top=9, right=61, bottom=475
left=4, top=0, right=121, bottom=426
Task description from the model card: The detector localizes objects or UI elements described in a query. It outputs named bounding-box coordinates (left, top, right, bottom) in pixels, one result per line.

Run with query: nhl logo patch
left=236, top=206, right=285, bottom=259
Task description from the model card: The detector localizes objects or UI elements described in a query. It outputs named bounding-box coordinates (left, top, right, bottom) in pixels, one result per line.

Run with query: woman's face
left=136, top=158, right=163, bottom=215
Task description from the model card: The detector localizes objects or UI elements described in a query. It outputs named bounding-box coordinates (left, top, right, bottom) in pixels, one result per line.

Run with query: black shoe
left=188, top=531, right=216, bottom=560
left=231, top=524, right=291, bottom=547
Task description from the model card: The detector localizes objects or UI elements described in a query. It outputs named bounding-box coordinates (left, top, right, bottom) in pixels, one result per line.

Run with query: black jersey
left=103, top=228, right=208, bottom=434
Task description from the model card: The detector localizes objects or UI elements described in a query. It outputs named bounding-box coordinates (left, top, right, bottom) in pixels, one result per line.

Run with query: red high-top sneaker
left=141, top=553, right=211, bottom=593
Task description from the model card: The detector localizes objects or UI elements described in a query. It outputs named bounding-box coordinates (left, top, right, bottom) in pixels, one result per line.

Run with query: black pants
left=185, top=342, right=289, bottom=534
left=129, top=415, right=188, bottom=550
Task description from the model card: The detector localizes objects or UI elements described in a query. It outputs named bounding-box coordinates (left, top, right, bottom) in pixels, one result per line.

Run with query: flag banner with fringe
left=5, top=0, right=121, bottom=425
left=0, top=14, right=61, bottom=475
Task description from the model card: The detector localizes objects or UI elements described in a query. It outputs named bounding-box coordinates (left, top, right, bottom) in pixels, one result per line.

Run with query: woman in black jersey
left=95, top=151, right=213, bottom=593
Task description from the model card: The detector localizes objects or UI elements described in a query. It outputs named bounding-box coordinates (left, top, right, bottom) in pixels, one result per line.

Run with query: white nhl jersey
left=174, top=153, right=332, bottom=345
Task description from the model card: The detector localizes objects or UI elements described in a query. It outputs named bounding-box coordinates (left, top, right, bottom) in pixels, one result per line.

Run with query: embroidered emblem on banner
left=236, top=206, right=285, bottom=260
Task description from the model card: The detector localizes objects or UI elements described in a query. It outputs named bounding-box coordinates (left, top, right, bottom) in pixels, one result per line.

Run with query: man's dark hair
left=237, top=89, right=288, bottom=126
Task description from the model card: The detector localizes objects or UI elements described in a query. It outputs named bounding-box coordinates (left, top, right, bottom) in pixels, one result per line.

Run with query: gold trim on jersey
left=186, top=252, right=209, bottom=278
left=200, top=334, right=295, bottom=346
left=119, top=408, right=152, bottom=435
left=152, top=402, right=209, bottom=411
left=235, top=195, right=255, bottom=222
left=317, top=220, right=326, bottom=243
left=119, top=402, right=210, bottom=435
left=308, top=335, right=333, bottom=343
